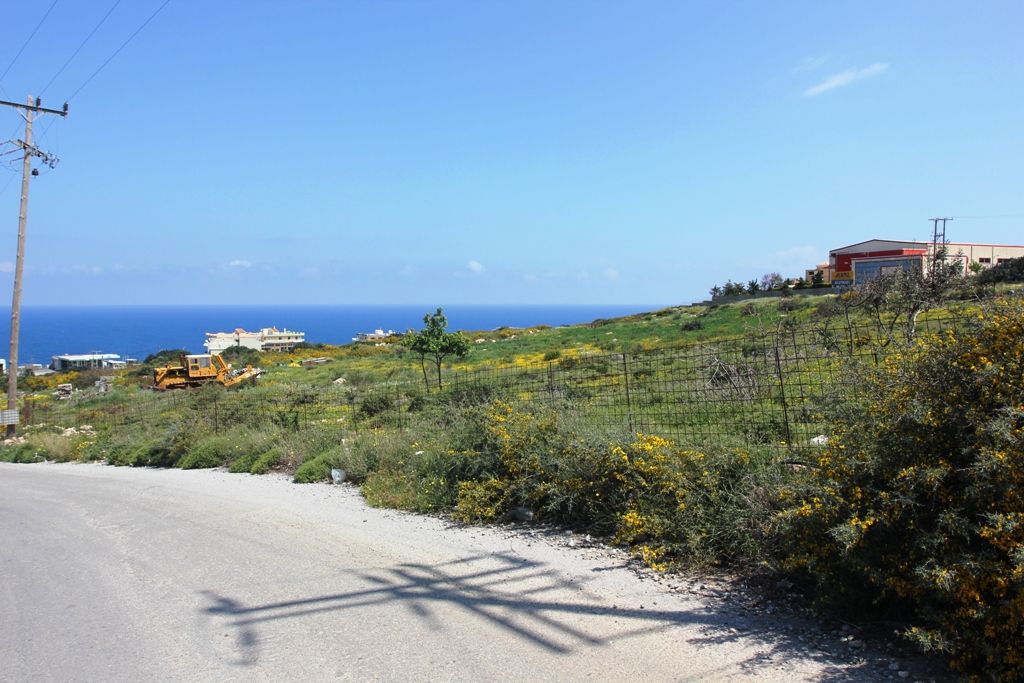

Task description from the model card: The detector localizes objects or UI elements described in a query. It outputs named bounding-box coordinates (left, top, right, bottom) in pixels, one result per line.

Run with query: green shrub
left=293, top=445, right=351, bottom=483
left=177, top=445, right=227, bottom=470
left=177, top=429, right=263, bottom=470
left=228, top=451, right=259, bottom=473
left=0, top=442, right=44, bottom=463
left=293, top=455, right=329, bottom=483
left=25, top=433, right=80, bottom=462
left=357, top=393, right=394, bottom=420
left=977, top=257, right=1024, bottom=285
left=780, top=299, right=1024, bottom=678
left=542, top=350, right=561, bottom=361
left=356, top=399, right=787, bottom=569
left=249, top=447, right=283, bottom=474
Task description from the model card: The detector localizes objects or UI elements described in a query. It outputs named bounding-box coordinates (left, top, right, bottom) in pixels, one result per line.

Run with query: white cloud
left=299, top=266, right=320, bottom=279
left=0, top=261, right=13, bottom=273
left=803, top=62, right=888, bottom=97
left=603, top=267, right=620, bottom=282
left=70, top=265, right=103, bottom=275
left=227, top=259, right=253, bottom=268
left=466, top=260, right=484, bottom=274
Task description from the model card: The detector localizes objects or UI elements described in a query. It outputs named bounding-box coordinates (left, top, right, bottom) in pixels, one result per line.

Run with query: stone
left=511, top=507, right=534, bottom=523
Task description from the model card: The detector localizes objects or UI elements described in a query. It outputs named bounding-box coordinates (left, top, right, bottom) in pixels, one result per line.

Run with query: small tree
left=747, top=279, right=761, bottom=294
left=404, top=308, right=470, bottom=388
left=723, top=280, right=744, bottom=296
left=811, top=270, right=824, bottom=287
left=709, top=285, right=723, bottom=298
left=760, top=272, right=783, bottom=291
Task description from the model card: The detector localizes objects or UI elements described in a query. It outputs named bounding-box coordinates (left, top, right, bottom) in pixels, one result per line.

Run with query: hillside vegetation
left=5, top=277, right=1024, bottom=679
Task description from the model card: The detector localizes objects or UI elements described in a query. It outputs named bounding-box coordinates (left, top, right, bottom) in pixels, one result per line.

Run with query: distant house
left=51, top=353, right=122, bottom=371
left=204, top=326, right=305, bottom=354
left=352, top=329, right=395, bottom=343
left=804, top=263, right=833, bottom=285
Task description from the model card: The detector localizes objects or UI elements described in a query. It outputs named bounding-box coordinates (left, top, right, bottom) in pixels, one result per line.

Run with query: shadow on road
left=199, top=552, right=875, bottom=680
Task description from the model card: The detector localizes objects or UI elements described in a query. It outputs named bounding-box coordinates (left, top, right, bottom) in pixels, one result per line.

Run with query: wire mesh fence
left=24, top=312, right=967, bottom=452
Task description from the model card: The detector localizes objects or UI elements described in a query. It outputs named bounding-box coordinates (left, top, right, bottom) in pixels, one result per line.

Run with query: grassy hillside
left=254, top=294, right=832, bottom=387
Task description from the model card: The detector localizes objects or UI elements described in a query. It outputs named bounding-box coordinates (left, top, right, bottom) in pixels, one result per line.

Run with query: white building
left=204, top=326, right=305, bottom=354
left=52, top=353, right=121, bottom=371
left=352, top=329, right=395, bottom=342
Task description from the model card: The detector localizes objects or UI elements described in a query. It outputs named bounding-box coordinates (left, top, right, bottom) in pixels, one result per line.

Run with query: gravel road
left=0, top=462, right=925, bottom=682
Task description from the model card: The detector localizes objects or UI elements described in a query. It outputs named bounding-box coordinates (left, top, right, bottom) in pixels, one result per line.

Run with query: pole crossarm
left=0, top=98, right=68, bottom=117
left=8, top=140, right=59, bottom=168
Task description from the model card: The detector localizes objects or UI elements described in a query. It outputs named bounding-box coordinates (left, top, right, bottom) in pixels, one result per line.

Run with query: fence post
left=395, top=384, right=403, bottom=430
left=773, top=342, right=792, bottom=447
left=622, top=352, right=634, bottom=433
left=547, top=362, right=555, bottom=405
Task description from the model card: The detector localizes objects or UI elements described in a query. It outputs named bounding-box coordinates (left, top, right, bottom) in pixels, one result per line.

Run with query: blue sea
left=0, top=305, right=658, bottom=365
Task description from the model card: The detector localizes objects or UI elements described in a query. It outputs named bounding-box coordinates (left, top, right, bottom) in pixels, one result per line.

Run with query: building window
left=978, top=257, right=991, bottom=264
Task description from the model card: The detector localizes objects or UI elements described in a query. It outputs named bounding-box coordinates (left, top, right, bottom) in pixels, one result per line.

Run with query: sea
left=0, top=304, right=658, bottom=365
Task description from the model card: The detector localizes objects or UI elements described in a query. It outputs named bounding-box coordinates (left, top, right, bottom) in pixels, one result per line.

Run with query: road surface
left=1, top=462, right=898, bottom=682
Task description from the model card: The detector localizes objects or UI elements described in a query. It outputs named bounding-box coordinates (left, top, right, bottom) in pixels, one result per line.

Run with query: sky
left=0, top=1, right=1021, bottom=306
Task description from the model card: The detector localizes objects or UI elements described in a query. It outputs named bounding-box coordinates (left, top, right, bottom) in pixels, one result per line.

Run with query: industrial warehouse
left=825, top=238, right=1024, bottom=290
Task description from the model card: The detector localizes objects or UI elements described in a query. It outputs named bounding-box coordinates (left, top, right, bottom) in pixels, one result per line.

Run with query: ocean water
left=0, top=304, right=657, bottom=365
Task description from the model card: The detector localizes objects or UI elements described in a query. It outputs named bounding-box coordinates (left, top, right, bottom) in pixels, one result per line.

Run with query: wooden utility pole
left=0, top=96, right=67, bottom=436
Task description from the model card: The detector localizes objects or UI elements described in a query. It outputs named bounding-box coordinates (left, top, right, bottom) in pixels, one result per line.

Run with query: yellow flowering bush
left=781, top=297, right=1024, bottom=679
left=428, top=400, right=787, bottom=569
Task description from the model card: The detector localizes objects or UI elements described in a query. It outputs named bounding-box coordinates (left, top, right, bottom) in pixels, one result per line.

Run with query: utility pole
left=929, top=217, right=952, bottom=267
left=0, top=96, right=67, bottom=436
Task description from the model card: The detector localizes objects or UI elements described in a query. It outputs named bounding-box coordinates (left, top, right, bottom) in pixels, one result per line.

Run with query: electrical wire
left=38, top=0, right=123, bottom=99
left=951, top=214, right=1024, bottom=220
left=0, top=0, right=61, bottom=85
left=35, top=0, right=170, bottom=147
left=0, top=172, right=18, bottom=199
left=65, top=0, right=172, bottom=102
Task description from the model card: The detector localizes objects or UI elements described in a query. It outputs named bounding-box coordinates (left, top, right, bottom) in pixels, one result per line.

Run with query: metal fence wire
left=25, top=313, right=966, bottom=452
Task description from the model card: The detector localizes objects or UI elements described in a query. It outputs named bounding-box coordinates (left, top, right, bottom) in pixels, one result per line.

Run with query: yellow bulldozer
left=152, top=353, right=261, bottom=390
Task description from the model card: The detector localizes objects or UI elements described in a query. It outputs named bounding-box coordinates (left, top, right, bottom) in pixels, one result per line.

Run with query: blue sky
left=0, top=1, right=1021, bottom=305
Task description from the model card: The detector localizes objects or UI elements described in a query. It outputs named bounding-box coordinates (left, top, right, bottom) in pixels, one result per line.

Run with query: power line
left=38, top=0, right=124, bottom=99
left=0, top=0, right=61, bottom=84
left=65, top=0, right=172, bottom=102
left=951, top=213, right=1024, bottom=220
left=34, top=0, right=170, bottom=147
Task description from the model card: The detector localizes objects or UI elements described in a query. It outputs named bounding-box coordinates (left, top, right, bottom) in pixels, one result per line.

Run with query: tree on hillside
left=143, top=349, right=190, bottom=366
left=404, top=308, right=470, bottom=388
left=760, top=272, right=783, bottom=291
left=220, top=345, right=261, bottom=368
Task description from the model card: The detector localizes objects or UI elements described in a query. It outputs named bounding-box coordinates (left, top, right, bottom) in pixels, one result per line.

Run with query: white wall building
left=204, top=326, right=305, bottom=353
left=52, top=353, right=121, bottom=371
